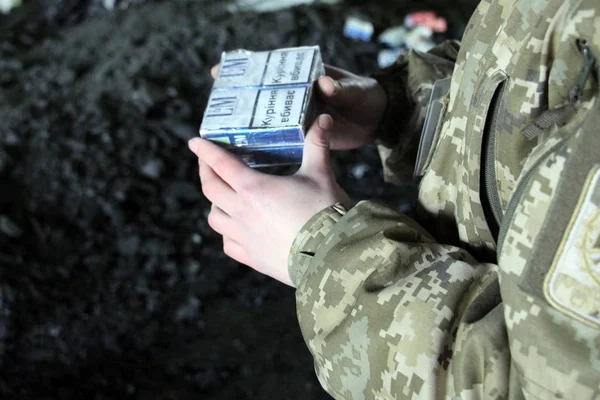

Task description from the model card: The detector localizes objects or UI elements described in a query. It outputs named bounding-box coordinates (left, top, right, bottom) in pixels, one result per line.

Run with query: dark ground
left=0, top=0, right=478, bottom=398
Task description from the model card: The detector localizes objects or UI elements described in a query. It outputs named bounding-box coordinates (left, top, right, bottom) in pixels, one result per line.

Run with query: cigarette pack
left=200, top=46, right=325, bottom=167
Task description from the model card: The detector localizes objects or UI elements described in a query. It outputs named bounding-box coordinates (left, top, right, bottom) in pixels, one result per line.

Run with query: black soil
left=0, top=1, right=478, bottom=398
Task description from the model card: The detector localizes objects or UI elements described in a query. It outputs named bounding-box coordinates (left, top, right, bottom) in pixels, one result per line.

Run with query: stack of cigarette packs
left=199, top=46, right=325, bottom=167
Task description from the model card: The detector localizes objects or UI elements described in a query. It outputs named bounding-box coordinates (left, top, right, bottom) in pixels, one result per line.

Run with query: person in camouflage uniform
left=188, top=0, right=600, bottom=398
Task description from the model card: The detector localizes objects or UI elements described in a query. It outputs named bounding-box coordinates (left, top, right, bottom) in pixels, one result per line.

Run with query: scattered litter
left=434, top=19, right=448, bottom=33
left=406, top=25, right=433, bottom=41
left=103, top=0, right=116, bottom=10
left=378, top=26, right=408, bottom=48
left=411, top=40, right=436, bottom=53
left=0, top=0, right=21, bottom=14
left=405, top=11, right=447, bottom=33
left=405, top=26, right=435, bottom=52
left=377, top=48, right=405, bottom=69
left=228, top=0, right=339, bottom=13
left=376, top=11, right=445, bottom=61
left=404, top=11, right=435, bottom=28
left=343, top=16, right=374, bottom=41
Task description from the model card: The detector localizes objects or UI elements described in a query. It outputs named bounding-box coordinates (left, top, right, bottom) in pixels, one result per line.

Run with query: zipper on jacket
left=480, top=81, right=507, bottom=241
left=496, top=139, right=570, bottom=256
left=497, top=40, right=597, bottom=255
left=570, top=39, right=597, bottom=104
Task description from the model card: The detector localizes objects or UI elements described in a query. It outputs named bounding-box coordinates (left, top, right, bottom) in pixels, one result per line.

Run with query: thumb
left=316, top=76, right=359, bottom=108
left=299, top=114, right=333, bottom=176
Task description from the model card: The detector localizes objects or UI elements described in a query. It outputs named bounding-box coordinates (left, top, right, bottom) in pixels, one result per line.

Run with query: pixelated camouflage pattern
left=288, top=0, right=600, bottom=398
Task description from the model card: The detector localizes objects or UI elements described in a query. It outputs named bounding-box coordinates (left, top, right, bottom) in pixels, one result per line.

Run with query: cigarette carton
left=200, top=46, right=324, bottom=167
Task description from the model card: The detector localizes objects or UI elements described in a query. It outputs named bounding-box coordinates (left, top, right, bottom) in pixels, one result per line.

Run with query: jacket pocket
left=466, top=70, right=508, bottom=249
left=479, top=78, right=508, bottom=241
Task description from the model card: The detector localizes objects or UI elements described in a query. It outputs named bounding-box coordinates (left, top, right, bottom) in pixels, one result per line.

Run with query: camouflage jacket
left=288, top=0, right=600, bottom=398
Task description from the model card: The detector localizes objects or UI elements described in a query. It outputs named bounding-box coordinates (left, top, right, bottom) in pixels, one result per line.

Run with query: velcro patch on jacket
left=545, top=165, right=600, bottom=327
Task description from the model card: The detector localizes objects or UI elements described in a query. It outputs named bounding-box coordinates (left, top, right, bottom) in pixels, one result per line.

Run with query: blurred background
left=0, top=0, right=479, bottom=398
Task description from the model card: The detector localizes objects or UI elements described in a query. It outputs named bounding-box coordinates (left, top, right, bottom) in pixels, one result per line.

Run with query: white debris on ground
left=377, top=48, right=404, bottom=69
left=343, top=16, right=374, bottom=41
left=405, top=26, right=435, bottom=52
left=378, top=26, right=408, bottom=48
left=103, top=0, right=116, bottom=10
left=0, top=0, right=21, bottom=14
left=375, top=11, right=448, bottom=68
left=228, top=0, right=339, bottom=13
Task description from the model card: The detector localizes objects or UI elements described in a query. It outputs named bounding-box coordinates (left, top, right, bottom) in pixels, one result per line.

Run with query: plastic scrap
left=405, top=26, right=435, bottom=52
left=411, top=40, right=436, bottom=54
left=405, top=11, right=448, bottom=33
left=103, top=0, right=116, bottom=10
left=103, top=0, right=117, bottom=10
left=200, top=46, right=325, bottom=167
left=377, top=49, right=404, bottom=69
left=343, top=16, right=374, bottom=41
left=0, top=0, right=21, bottom=14
left=378, top=26, right=408, bottom=48
left=377, top=11, right=446, bottom=68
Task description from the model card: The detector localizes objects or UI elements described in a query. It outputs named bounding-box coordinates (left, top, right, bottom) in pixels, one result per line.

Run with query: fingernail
left=318, top=114, right=331, bottom=130
left=188, top=138, right=198, bottom=153
left=332, top=80, right=341, bottom=94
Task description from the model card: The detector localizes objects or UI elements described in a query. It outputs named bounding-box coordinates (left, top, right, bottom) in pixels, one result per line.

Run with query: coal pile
left=0, top=0, right=478, bottom=398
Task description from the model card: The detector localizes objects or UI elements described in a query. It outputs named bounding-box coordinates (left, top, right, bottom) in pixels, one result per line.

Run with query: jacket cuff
left=288, top=203, right=348, bottom=288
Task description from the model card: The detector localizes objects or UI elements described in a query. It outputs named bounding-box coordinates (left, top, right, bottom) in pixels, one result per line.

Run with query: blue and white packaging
left=343, top=16, right=374, bottom=41
left=200, top=46, right=325, bottom=167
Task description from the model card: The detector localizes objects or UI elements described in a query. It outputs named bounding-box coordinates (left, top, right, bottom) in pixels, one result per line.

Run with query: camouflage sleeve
left=288, top=200, right=503, bottom=399
left=372, top=41, right=459, bottom=184
left=289, top=1, right=600, bottom=399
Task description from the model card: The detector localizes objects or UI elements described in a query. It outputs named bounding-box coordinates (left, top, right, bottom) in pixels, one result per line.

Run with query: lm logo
left=206, top=96, right=237, bottom=118
left=220, top=57, right=250, bottom=78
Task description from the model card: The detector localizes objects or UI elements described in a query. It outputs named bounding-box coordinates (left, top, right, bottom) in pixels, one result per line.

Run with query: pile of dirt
left=0, top=0, right=479, bottom=398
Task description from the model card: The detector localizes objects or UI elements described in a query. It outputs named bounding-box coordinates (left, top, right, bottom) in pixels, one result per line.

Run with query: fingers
left=198, top=160, right=237, bottom=215
left=207, top=204, right=242, bottom=241
left=317, top=76, right=340, bottom=98
left=211, top=64, right=220, bottom=79
left=206, top=200, right=250, bottom=266
left=316, top=75, right=361, bottom=110
left=298, top=114, right=332, bottom=176
left=189, top=138, right=257, bottom=191
left=223, top=237, right=250, bottom=266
